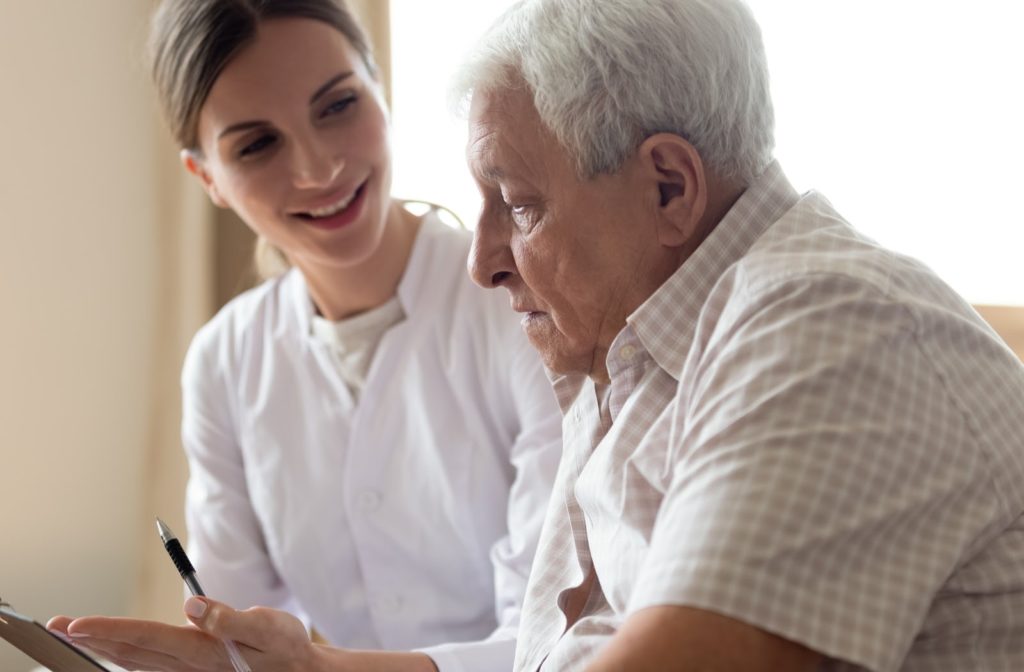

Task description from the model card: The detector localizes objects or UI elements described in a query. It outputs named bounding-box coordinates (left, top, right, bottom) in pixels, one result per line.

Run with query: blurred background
left=1, top=1, right=1021, bottom=670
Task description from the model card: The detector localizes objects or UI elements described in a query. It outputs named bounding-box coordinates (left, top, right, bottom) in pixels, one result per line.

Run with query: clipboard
left=0, top=600, right=109, bottom=671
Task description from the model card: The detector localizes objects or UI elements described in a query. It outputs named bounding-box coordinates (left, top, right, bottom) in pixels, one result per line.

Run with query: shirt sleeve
left=629, top=273, right=1003, bottom=672
left=419, top=317, right=563, bottom=672
left=180, top=326, right=302, bottom=616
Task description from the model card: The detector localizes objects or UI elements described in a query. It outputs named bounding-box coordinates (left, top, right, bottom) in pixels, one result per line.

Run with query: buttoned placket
left=321, top=317, right=417, bottom=647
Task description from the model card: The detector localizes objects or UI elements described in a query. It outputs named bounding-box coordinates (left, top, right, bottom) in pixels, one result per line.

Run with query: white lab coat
left=181, top=213, right=562, bottom=671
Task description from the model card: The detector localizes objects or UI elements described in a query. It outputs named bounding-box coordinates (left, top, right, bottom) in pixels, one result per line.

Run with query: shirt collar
left=628, top=160, right=800, bottom=379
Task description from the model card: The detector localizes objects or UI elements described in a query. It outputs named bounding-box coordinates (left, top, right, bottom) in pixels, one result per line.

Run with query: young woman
left=47, top=1, right=561, bottom=670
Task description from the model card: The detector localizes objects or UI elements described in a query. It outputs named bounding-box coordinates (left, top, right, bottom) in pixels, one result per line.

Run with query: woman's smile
left=293, top=178, right=369, bottom=231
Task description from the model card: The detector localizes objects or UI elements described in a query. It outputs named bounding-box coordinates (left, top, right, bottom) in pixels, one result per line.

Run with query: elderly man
left=456, top=0, right=1024, bottom=670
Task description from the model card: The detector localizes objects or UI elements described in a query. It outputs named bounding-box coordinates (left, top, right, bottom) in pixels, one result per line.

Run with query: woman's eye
left=322, top=95, right=357, bottom=118
left=239, top=134, right=276, bottom=157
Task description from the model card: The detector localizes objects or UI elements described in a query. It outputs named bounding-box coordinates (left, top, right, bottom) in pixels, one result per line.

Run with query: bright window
left=390, top=1, right=1024, bottom=305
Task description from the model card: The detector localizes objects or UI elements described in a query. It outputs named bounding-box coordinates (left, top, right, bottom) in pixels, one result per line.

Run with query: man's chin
left=521, top=319, right=594, bottom=376
left=532, top=343, right=591, bottom=379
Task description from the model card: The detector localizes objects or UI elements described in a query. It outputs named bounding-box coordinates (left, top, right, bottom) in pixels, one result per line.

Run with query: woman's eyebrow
left=218, top=120, right=267, bottom=140
left=310, top=71, right=354, bottom=105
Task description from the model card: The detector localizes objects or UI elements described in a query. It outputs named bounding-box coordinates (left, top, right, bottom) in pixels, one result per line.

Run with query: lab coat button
left=356, top=490, right=381, bottom=512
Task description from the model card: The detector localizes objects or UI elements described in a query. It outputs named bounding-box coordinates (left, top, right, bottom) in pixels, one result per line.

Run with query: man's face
left=466, top=86, right=675, bottom=381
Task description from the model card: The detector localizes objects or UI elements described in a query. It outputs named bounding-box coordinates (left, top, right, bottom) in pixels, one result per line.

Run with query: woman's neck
left=297, top=201, right=422, bottom=322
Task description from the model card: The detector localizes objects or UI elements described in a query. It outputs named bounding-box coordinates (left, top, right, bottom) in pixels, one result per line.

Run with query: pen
left=156, top=517, right=253, bottom=672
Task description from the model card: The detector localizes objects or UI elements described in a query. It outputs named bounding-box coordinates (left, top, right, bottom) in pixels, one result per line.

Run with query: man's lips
left=511, top=302, right=545, bottom=315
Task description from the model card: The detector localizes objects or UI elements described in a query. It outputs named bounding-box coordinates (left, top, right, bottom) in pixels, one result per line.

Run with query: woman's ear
left=180, top=149, right=228, bottom=208
left=638, top=134, right=707, bottom=248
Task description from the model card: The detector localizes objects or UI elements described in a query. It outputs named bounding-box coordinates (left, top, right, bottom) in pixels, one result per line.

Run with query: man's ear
left=638, top=134, right=707, bottom=248
left=180, top=149, right=228, bottom=208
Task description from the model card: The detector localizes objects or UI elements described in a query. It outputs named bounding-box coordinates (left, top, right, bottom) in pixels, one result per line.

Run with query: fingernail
left=185, top=597, right=208, bottom=618
left=66, top=631, right=90, bottom=639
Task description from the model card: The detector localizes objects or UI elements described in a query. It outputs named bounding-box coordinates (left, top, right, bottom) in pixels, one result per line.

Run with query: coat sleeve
left=180, top=324, right=303, bottom=617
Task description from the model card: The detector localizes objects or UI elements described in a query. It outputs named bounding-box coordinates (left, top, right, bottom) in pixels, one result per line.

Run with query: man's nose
left=468, top=211, right=516, bottom=289
left=291, top=134, right=344, bottom=189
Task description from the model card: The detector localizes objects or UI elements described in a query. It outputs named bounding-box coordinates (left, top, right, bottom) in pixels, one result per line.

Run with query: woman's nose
left=291, top=136, right=344, bottom=189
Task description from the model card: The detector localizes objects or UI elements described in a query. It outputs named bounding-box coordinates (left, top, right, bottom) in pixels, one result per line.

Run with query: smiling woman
left=174, top=17, right=405, bottom=317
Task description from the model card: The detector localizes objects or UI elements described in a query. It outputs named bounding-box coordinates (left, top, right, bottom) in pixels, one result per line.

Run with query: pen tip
left=155, top=517, right=175, bottom=543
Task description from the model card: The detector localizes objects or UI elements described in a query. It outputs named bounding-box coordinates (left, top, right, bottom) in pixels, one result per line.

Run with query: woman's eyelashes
left=238, top=132, right=278, bottom=158
left=320, top=93, right=358, bottom=119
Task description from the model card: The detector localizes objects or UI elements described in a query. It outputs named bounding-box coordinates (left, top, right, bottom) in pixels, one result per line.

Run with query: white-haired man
left=458, top=0, right=1024, bottom=670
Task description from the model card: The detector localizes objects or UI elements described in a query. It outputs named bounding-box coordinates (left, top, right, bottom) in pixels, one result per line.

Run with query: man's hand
left=586, top=605, right=822, bottom=672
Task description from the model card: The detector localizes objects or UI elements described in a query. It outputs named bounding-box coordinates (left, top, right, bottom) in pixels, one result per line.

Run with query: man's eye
left=239, top=134, right=276, bottom=157
left=322, top=95, right=357, bottom=118
left=506, top=202, right=537, bottom=230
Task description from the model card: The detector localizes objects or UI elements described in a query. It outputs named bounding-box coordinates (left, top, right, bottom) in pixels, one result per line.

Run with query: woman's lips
left=297, top=180, right=368, bottom=231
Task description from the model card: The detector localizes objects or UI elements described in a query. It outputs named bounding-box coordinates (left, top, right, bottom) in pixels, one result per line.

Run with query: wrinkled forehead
left=467, top=85, right=533, bottom=141
left=466, top=85, right=563, bottom=183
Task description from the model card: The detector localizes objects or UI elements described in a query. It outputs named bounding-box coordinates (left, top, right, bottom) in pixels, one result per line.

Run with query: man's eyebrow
left=216, top=72, right=356, bottom=140
left=310, top=71, right=354, bottom=105
left=469, top=159, right=505, bottom=183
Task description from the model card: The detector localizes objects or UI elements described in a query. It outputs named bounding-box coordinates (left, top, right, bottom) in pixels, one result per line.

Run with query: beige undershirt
left=310, top=296, right=405, bottom=400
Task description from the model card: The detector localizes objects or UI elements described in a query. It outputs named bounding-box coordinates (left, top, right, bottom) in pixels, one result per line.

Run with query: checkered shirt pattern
left=513, top=161, right=1024, bottom=672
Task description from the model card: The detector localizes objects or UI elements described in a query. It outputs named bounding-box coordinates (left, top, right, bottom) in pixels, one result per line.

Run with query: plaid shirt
left=514, top=162, right=1024, bottom=671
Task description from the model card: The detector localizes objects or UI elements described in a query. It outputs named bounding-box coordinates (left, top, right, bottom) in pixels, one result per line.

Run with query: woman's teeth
left=307, top=188, right=359, bottom=218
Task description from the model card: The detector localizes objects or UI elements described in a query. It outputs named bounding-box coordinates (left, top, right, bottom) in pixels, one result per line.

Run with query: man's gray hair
left=452, top=0, right=775, bottom=184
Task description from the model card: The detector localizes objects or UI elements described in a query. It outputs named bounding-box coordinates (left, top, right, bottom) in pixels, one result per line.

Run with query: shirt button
left=355, top=490, right=381, bottom=512
left=619, top=345, right=637, bottom=361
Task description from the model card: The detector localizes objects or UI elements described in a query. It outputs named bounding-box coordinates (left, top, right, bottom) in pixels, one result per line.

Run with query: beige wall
left=975, top=306, right=1024, bottom=362
left=0, top=2, right=209, bottom=671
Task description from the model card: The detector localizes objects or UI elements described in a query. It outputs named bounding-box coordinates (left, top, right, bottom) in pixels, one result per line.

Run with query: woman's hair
left=452, top=0, right=775, bottom=185
left=150, top=0, right=377, bottom=151
left=150, top=0, right=379, bottom=280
